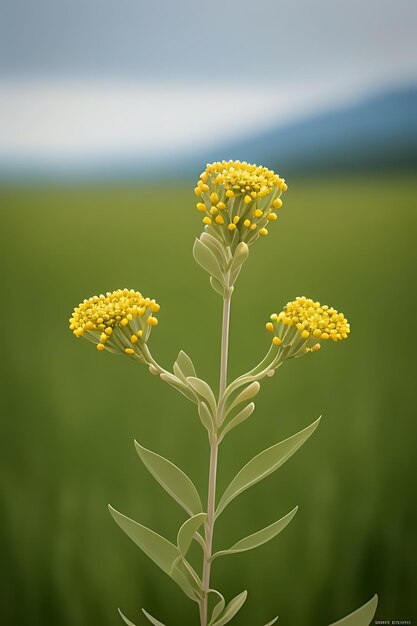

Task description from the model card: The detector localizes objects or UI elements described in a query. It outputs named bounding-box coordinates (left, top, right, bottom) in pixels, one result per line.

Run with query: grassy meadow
left=1, top=174, right=417, bottom=625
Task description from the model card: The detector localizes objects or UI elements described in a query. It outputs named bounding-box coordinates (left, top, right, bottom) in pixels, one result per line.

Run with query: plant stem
left=200, top=288, right=232, bottom=626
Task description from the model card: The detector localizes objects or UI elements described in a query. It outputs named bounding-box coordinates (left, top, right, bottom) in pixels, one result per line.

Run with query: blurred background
left=1, top=1, right=417, bottom=625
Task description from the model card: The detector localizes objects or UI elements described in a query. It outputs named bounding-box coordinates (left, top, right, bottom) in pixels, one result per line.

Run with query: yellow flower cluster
left=194, top=160, right=287, bottom=244
left=266, top=296, right=350, bottom=357
left=69, top=289, right=160, bottom=356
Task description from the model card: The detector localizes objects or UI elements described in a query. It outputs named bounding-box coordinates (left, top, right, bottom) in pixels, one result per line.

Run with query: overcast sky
left=1, top=0, right=416, bottom=164
left=2, top=0, right=416, bottom=83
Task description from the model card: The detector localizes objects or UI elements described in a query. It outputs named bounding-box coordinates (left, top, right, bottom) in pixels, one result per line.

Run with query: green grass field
left=1, top=174, right=417, bottom=625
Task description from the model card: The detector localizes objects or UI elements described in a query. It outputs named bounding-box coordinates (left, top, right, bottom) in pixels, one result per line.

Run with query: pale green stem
left=200, top=286, right=232, bottom=626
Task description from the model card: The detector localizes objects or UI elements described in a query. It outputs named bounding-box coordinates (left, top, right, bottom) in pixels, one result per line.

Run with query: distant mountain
left=196, top=85, right=417, bottom=176
left=1, top=85, right=416, bottom=182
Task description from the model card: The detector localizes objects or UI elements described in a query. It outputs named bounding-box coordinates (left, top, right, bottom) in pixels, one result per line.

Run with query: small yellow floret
left=254, top=209, right=263, bottom=218
left=259, top=228, right=268, bottom=236
left=217, top=202, right=226, bottom=210
left=131, top=335, right=138, bottom=344
left=203, top=216, right=212, bottom=225
left=273, top=198, right=283, bottom=209
left=194, top=187, right=203, bottom=196
left=228, top=223, right=236, bottom=231
left=226, top=189, right=235, bottom=198
left=311, top=343, right=321, bottom=352
left=215, top=215, right=225, bottom=225
left=196, top=202, right=206, bottom=211
left=266, top=322, right=274, bottom=332
left=301, top=330, right=310, bottom=339
left=210, top=206, right=218, bottom=215
left=273, top=336, right=282, bottom=346
left=267, top=212, right=278, bottom=221
left=97, top=343, right=105, bottom=351
left=243, top=219, right=251, bottom=228
left=244, top=195, right=252, bottom=204
left=233, top=215, right=240, bottom=224
left=210, top=192, right=219, bottom=204
left=124, top=348, right=135, bottom=355
left=147, top=316, right=158, bottom=326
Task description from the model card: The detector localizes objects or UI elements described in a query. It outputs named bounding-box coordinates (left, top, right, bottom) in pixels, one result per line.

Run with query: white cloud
left=0, top=75, right=413, bottom=167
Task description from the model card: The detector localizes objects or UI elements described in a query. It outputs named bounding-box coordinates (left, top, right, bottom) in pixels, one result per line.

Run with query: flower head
left=194, top=160, right=287, bottom=246
left=69, top=288, right=160, bottom=359
left=266, top=296, right=350, bottom=360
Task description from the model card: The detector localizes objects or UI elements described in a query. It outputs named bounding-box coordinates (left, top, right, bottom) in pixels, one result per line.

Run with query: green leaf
left=118, top=608, right=137, bottom=626
left=198, top=401, right=215, bottom=433
left=212, top=507, right=297, bottom=559
left=108, top=505, right=179, bottom=575
left=328, top=594, right=378, bottom=626
left=142, top=608, right=167, bottom=626
left=219, top=403, right=255, bottom=441
left=174, top=350, right=197, bottom=380
left=177, top=513, right=207, bottom=557
left=216, top=417, right=321, bottom=518
left=200, top=232, right=228, bottom=268
left=229, top=242, right=249, bottom=283
left=186, top=377, right=217, bottom=417
left=159, top=372, right=198, bottom=404
left=109, top=506, right=199, bottom=601
left=210, top=275, right=225, bottom=296
left=170, top=557, right=201, bottom=601
left=226, top=382, right=260, bottom=413
left=193, top=238, right=225, bottom=284
left=263, top=618, right=279, bottom=625
left=208, top=590, right=226, bottom=626
left=211, top=590, right=248, bottom=626
left=134, top=441, right=203, bottom=516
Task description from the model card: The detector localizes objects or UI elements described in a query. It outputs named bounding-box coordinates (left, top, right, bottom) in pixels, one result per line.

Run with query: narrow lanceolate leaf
left=212, top=507, right=298, bottom=559
left=208, top=590, right=226, bottom=626
left=173, top=350, right=197, bottom=381
left=170, top=557, right=201, bottom=601
left=198, top=401, right=215, bottom=432
left=263, top=618, right=279, bottom=625
left=118, top=608, right=137, bottom=626
left=328, top=594, right=378, bottom=626
left=211, top=590, right=248, bottom=626
left=142, top=608, right=168, bottom=626
left=193, top=238, right=225, bottom=284
left=134, top=441, right=202, bottom=516
left=229, top=242, right=249, bottom=283
left=186, top=377, right=217, bottom=417
left=200, top=232, right=228, bottom=268
left=159, top=372, right=197, bottom=404
left=215, top=417, right=321, bottom=518
left=210, top=275, right=225, bottom=296
left=219, top=403, right=255, bottom=441
left=108, top=506, right=179, bottom=575
left=226, top=382, right=260, bottom=413
left=177, top=513, right=207, bottom=557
